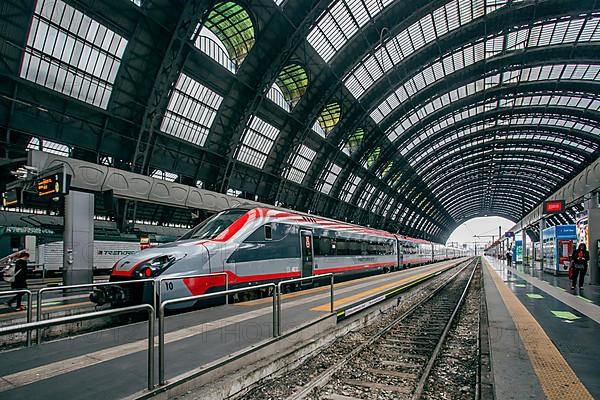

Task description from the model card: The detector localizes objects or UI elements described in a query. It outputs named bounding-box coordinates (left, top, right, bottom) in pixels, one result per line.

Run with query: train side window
left=317, top=236, right=331, bottom=256
left=264, top=224, right=272, bottom=240
left=336, top=238, right=348, bottom=256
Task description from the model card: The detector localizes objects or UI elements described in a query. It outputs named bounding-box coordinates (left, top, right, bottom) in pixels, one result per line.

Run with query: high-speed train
left=91, top=207, right=465, bottom=306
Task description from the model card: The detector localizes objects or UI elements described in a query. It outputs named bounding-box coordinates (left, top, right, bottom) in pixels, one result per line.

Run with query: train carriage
left=94, top=207, right=461, bottom=307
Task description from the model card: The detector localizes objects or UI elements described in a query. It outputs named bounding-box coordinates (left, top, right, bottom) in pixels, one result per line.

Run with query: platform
left=483, top=256, right=599, bottom=400
left=0, top=260, right=459, bottom=400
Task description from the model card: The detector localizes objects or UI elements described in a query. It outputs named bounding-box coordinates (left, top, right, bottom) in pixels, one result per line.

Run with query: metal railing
left=36, top=279, right=156, bottom=344
left=158, top=283, right=277, bottom=385
left=0, top=304, right=155, bottom=390
left=0, top=289, right=33, bottom=346
left=158, top=272, right=229, bottom=306
left=275, top=274, right=334, bottom=337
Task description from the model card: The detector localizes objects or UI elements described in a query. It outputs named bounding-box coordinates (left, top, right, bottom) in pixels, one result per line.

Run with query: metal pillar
left=522, top=227, right=527, bottom=267
left=63, top=190, right=94, bottom=285
left=586, top=193, right=600, bottom=285
left=539, top=218, right=546, bottom=273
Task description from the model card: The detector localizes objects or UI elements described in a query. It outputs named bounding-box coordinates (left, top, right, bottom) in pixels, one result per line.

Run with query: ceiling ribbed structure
left=1, top=0, right=599, bottom=241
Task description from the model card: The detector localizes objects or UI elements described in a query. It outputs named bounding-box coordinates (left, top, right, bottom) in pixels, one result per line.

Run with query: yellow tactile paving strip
left=484, top=259, right=593, bottom=400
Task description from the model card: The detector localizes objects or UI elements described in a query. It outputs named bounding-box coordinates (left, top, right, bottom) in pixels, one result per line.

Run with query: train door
left=397, top=240, right=403, bottom=269
left=300, top=230, right=314, bottom=278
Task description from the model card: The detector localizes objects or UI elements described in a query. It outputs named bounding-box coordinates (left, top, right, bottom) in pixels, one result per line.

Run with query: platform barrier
left=0, top=304, right=155, bottom=390
left=36, top=279, right=156, bottom=344
left=158, top=283, right=277, bottom=385
left=0, top=289, right=33, bottom=346
left=275, top=274, right=334, bottom=336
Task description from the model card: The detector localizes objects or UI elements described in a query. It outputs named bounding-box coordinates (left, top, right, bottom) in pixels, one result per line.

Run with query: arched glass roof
left=2, top=0, right=599, bottom=242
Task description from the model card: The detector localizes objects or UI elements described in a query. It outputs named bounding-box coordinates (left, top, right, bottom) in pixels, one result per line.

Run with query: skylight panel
left=130, top=0, right=142, bottom=6
left=160, top=73, right=223, bottom=147
left=194, top=27, right=237, bottom=73
left=285, top=145, right=316, bottom=184
left=357, top=183, right=376, bottom=208
left=342, top=0, right=510, bottom=99
left=27, top=137, right=71, bottom=157
left=319, top=162, right=342, bottom=195
left=237, top=116, right=280, bottom=169
left=341, top=174, right=361, bottom=202
left=21, top=0, right=128, bottom=109
left=312, top=121, right=326, bottom=138
left=151, top=170, right=178, bottom=182
left=266, top=83, right=291, bottom=112
left=307, top=0, right=388, bottom=63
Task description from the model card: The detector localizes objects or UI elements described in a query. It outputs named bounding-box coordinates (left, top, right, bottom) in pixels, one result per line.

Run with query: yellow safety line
left=235, top=267, right=437, bottom=307
left=484, top=259, right=593, bottom=400
left=311, top=268, right=444, bottom=312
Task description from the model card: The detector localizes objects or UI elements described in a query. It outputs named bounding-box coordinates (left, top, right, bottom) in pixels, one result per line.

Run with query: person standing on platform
left=570, top=243, right=590, bottom=291
left=506, top=248, right=512, bottom=267
left=7, top=252, right=29, bottom=310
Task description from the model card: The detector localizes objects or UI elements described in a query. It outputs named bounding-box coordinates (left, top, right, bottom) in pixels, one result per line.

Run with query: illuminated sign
left=36, top=174, right=62, bottom=197
left=543, top=200, right=565, bottom=214
left=504, top=232, right=514, bottom=238
left=2, top=189, right=20, bottom=207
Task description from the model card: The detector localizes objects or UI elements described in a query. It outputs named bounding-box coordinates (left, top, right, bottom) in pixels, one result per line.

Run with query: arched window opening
left=365, top=146, right=381, bottom=168
left=272, top=64, right=309, bottom=110
left=194, top=2, right=255, bottom=73
left=343, top=128, right=364, bottom=154
left=317, top=102, right=342, bottom=135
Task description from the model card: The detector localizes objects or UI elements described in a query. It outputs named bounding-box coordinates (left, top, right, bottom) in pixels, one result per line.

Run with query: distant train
left=92, top=207, right=466, bottom=306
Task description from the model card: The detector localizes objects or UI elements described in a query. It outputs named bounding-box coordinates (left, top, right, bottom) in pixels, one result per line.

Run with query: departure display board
left=37, top=174, right=62, bottom=197
left=2, top=189, right=20, bottom=207
left=543, top=200, right=565, bottom=214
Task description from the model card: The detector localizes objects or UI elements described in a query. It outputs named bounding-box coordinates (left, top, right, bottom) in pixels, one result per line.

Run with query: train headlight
left=136, top=254, right=184, bottom=278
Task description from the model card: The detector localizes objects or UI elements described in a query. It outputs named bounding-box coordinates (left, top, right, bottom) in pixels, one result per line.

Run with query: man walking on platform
left=506, top=248, right=512, bottom=267
left=570, top=243, right=590, bottom=291
left=7, top=252, right=29, bottom=311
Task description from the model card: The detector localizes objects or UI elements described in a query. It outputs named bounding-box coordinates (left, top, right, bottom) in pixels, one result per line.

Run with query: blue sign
left=505, top=232, right=514, bottom=238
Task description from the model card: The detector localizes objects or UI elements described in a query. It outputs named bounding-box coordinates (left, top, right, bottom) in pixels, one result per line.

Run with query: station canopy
left=1, top=0, right=599, bottom=242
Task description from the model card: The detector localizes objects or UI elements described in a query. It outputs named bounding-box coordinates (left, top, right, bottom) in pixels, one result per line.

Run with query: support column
left=63, top=190, right=94, bottom=286
left=539, top=218, right=546, bottom=273
left=587, top=193, right=600, bottom=285
left=522, top=227, right=527, bottom=267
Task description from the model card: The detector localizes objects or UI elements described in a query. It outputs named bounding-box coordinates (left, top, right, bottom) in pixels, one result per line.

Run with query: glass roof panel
left=151, top=170, right=178, bottom=182
left=27, top=137, right=71, bottom=157
left=21, top=0, right=128, bottom=109
left=285, top=144, right=317, bottom=184
left=266, top=83, right=290, bottom=112
left=370, top=15, right=600, bottom=119
left=385, top=63, right=600, bottom=141
left=365, top=146, right=381, bottom=168
left=318, top=162, right=342, bottom=195
left=160, top=73, right=223, bottom=147
left=307, top=0, right=391, bottom=63
left=236, top=116, right=280, bottom=168
left=342, top=0, right=519, bottom=98
left=357, top=183, right=376, bottom=208
left=340, top=174, right=361, bottom=202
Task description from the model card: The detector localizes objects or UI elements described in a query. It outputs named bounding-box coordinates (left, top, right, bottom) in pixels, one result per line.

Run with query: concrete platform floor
left=483, top=256, right=599, bottom=400
left=0, top=260, right=460, bottom=400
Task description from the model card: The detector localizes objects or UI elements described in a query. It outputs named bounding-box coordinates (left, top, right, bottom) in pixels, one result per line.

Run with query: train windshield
left=179, top=209, right=247, bottom=241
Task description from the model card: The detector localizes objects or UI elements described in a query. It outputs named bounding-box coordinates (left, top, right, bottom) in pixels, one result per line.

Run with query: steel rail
left=411, top=257, right=480, bottom=400
left=285, top=257, right=477, bottom=400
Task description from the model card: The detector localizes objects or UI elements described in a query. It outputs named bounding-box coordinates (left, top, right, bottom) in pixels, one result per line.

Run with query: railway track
left=284, top=257, right=480, bottom=400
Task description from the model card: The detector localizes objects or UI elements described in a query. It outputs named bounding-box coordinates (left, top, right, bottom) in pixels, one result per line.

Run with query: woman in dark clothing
left=570, top=243, right=590, bottom=291
left=8, top=252, right=29, bottom=310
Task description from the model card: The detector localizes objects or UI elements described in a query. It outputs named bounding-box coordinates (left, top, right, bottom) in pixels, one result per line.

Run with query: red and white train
left=92, top=207, right=466, bottom=306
